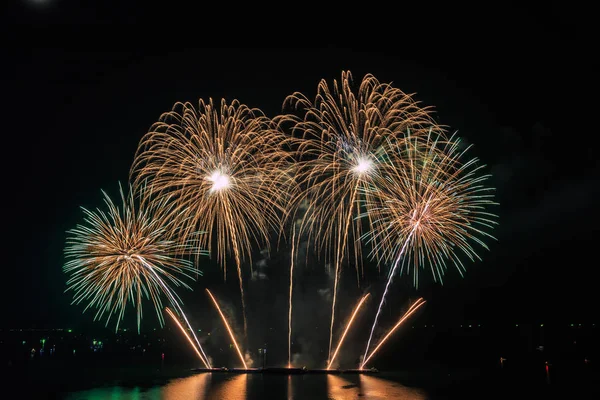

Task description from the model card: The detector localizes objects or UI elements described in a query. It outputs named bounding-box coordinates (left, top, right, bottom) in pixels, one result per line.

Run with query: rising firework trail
left=361, top=298, right=426, bottom=369
left=165, top=307, right=210, bottom=368
left=63, top=183, right=206, bottom=333
left=361, top=226, right=418, bottom=367
left=206, top=289, right=248, bottom=369
left=282, top=71, right=446, bottom=361
left=327, top=293, right=370, bottom=370
left=288, top=224, right=296, bottom=368
left=360, top=130, right=498, bottom=365
left=131, top=99, right=297, bottom=338
left=140, top=258, right=211, bottom=368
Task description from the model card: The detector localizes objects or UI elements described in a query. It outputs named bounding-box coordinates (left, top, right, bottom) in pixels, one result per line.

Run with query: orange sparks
left=165, top=307, right=210, bottom=368
left=327, top=293, right=370, bottom=370
left=360, top=298, right=426, bottom=369
left=206, top=289, right=248, bottom=369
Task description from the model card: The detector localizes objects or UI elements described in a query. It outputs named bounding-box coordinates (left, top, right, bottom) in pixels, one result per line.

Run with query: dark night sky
left=1, top=1, right=598, bottom=333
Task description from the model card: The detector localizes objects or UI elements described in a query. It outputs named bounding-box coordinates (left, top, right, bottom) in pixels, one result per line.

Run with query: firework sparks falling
left=63, top=184, right=205, bottom=333
left=165, top=307, right=210, bottom=368
left=206, top=289, right=247, bottom=369
left=361, top=130, right=498, bottom=365
left=131, top=98, right=297, bottom=337
left=283, top=70, right=446, bottom=361
left=361, top=298, right=426, bottom=369
left=327, top=293, right=370, bottom=370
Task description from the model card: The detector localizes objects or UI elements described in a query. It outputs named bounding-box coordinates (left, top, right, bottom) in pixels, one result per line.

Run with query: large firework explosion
left=282, top=71, right=447, bottom=361
left=130, top=98, right=297, bottom=336
left=62, top=71, right=498, bottom=370
left=360, top=130, right=498, bottom=365
left=63, top=184, right=204, bottom=333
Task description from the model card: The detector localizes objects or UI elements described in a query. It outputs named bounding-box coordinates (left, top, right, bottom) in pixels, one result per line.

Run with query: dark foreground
left=1, top=356, right=598, bottom=399
left=1, top=323, right=598, bottom=398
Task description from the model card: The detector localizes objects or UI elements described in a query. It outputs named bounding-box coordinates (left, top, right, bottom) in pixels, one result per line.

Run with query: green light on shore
left=67, top=329, right=72, bottom=333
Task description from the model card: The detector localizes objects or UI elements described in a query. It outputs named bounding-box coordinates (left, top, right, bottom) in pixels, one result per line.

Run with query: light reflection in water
left=64, top=385, right=161, bottom=400
left=209, top=373, right=247, bottom=400
left=327, top=374, right=361, bottom=399
left=65, top=372, right=426, bottom=400
left=161, top=372, right=211, bottom=399
left=327, top=373, right=428, bottom=400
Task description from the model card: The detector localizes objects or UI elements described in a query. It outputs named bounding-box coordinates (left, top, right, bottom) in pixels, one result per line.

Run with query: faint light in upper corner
left=27, top=0, right=53, bottom=8
left=351, top=157, right=373, bottom=176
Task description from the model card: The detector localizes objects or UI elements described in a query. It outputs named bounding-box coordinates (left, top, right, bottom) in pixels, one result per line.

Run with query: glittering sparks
left=63, top=184, right=205, bottom=333
left=283, top=70, right=447, bottom=361
left=360, top=130, right=498, bottom=365
left=131, top=98, right=297, bottom=336
left=352, top=157, right=374, bottom=176
left=207, top=170, right=231, bottom=193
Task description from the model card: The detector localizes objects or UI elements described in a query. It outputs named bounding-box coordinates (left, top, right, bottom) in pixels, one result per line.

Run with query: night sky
left=2, top=1, right=598, bottom=335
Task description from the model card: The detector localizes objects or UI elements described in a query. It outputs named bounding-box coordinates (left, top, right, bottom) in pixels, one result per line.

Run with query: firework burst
left=283, top=70, right=446, bottom=360
left=63, top=184, right=204, bottom=332
left=360, top=130, right=498, bottom=364
left=131, top=98, right=297, bottom=336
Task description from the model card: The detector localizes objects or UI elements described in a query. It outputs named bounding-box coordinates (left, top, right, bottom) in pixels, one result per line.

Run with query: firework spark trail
left=205, top=289, right=247, bottom=369
left=165, top=307, right=210, bottom=368
left=328, top=184, right=360, bottom=363
left=137, top=256, right=211, bottom=368
left=227, top=222, right=248, bottom=338
left=131, top=99, right=297, bottom=340
left=363, top=132, right=498, bottom=288
left=288, top=224, right=296, bottom=368
left=327, top=293, right=370, bottom=370
left=282, top=71, right=446, bottom=364
left=361, top=298, right=426, bottom=369
left=63, top=184, right=206, bottom=333
left=360, top=226, right=418, bottom=368
left=360, top=131, right=497, bottom=366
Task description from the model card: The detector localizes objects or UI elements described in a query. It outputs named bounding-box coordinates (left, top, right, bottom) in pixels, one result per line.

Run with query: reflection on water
left=63, top=385, right=162, bottom=400
left=162, top=373, right=211, bottom=399
left=327, top=374, right=361, bottom=398
left=327, top=374, right=427, bottom=400
left=64, top=372, right=426, bottom=400
left=209, top=374, right=247, bottom=400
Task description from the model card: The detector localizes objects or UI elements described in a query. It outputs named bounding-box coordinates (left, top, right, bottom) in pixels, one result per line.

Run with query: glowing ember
left=208, top=170, right=231, bottom=192
left=351, top=157, right=373, bottom=176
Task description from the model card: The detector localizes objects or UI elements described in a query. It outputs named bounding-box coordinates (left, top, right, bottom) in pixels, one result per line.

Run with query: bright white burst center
left=208, top=170, right=231, bottom=192
left=352, top=157, right=373, bottom=175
